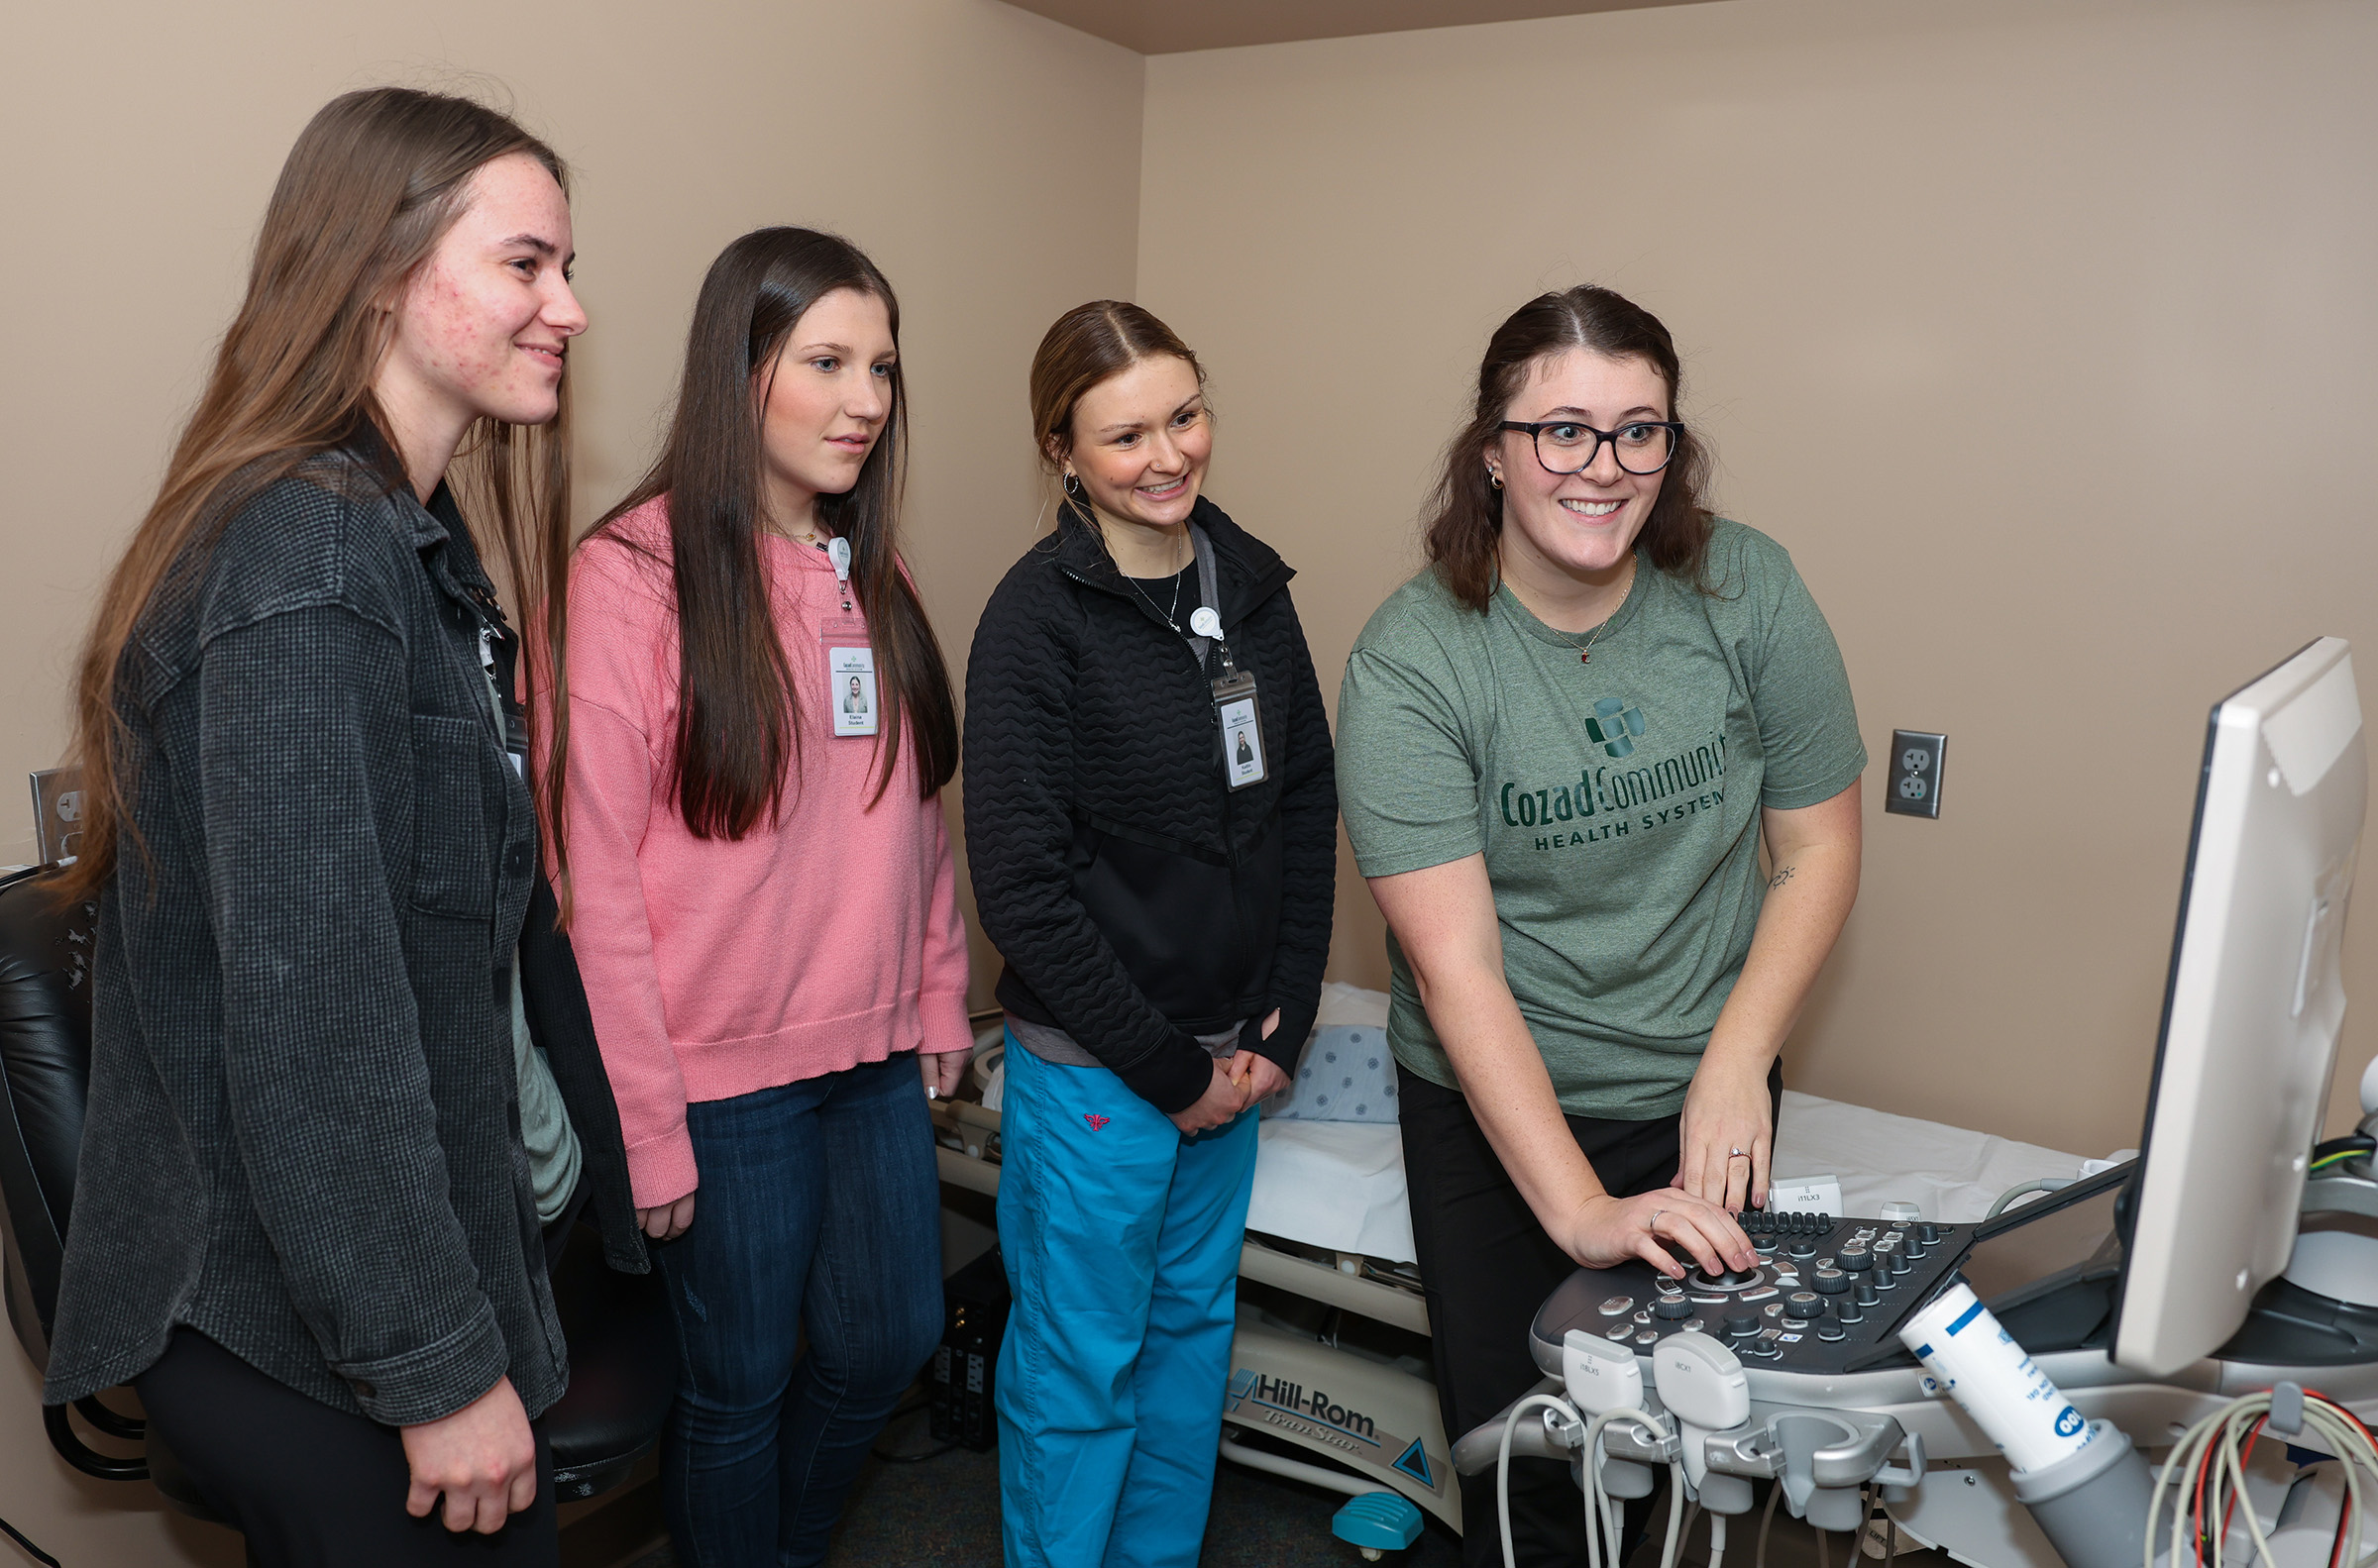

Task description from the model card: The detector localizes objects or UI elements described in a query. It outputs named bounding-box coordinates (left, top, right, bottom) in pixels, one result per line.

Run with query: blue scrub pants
left=996, top=1032, right=1260, bottom=1568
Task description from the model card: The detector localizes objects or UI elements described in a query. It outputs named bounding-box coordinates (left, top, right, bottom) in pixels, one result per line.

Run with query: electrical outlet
left=1885, top=730, right=1945, bottom=819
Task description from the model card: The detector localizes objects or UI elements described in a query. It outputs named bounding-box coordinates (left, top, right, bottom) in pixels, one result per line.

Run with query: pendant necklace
left=1557, top=560, right=1637, bottom=667
left=1122, top=533, right=1192, bottom=633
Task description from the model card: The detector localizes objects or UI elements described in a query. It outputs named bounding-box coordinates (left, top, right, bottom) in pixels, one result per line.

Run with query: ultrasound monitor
left=2111, top=637, right=2368, bottom=1377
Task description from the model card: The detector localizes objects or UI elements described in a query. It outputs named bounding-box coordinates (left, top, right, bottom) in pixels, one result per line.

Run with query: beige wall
left=0, top=0, right=1138, bottom=1556
left=1135, top=0, right=2378, bottom=1159
left=9, top=0, right=2378, bottom=1555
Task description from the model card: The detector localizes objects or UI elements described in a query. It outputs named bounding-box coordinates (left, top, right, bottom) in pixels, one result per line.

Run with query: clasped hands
left=1169, top=1009, right=1290, bottom=1134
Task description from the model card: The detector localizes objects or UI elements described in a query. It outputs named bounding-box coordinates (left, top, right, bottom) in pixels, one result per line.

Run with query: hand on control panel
left=1562, top=1188, right=1757, bottom=1281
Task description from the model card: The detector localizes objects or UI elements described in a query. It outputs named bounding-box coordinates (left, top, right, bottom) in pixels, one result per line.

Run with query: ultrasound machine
left=1456, top=637, right=2378, bottom=1568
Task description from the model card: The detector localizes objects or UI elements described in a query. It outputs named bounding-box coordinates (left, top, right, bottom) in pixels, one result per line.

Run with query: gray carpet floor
left=615, top=1409, right=1951, bottom=1568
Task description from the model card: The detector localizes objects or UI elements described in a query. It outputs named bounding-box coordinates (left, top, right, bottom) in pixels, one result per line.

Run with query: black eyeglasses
left=1497, top=419, right=1683, bottom=476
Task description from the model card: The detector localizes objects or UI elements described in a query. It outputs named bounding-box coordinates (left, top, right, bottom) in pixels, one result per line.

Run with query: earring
left=1487, top=468, right=1503, bottom=490
left=1063, top=470, right=1085, bottom=498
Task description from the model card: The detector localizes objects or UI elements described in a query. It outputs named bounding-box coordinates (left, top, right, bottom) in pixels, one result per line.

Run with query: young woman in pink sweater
left=553, top=228, right=969, bottom=1566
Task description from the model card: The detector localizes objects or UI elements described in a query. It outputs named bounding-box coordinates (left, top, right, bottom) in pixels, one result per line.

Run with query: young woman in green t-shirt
left=1337, top=284, right=1865, bottom=1565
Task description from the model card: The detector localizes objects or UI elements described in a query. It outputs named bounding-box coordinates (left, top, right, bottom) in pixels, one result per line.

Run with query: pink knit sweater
left=557, top=498, right=971, bottom=1206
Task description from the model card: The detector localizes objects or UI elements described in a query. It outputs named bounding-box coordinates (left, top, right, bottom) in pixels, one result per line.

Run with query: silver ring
left=1727, top=1148, right=1750, bottom=1160
left=1649, top=1209, right=1666, bottom=1231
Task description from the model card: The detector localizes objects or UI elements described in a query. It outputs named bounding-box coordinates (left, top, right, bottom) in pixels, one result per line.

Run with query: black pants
left=137, top=1329, right=557, bottom=1566
left=1398, top=1063, right=1783, bottom=1568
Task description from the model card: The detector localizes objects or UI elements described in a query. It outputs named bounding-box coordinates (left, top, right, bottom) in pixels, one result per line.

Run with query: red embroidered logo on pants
left=1083, top=1113, right=1111, bottom=1132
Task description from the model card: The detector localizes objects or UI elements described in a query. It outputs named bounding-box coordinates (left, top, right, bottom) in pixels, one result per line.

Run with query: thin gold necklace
left=1555, top=560, right=1637, bottom=667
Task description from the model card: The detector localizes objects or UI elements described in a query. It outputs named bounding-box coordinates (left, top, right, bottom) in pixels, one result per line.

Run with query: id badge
left=1214, top=665, right=1267, bottom=789
left=821, top=614, right=878, bottom=738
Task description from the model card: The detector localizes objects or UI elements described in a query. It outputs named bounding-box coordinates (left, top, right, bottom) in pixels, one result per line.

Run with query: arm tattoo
left=1768, top=865, right=1796, bottom=890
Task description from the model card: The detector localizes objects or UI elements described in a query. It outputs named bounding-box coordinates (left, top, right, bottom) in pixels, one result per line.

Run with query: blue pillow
left=1263, top=1025, right=1399, bottom=1123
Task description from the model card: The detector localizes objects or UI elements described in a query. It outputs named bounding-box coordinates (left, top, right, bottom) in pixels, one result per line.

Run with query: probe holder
left=2006, top=1421, right=2155, bottom=1568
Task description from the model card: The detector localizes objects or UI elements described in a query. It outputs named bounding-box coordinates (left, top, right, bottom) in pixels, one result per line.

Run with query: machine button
left=1785, top=1291, right=1825, bottom=1318
left=1854, top=1280, right=1881, bottom=1307
left=1724, top=1311, right=1761, bottom=1337
left=1887, top=1251, right=1912, bottom=1277
left=1837, top=1302, right=1866, bottom=1324
left=1902, top=1239, right=1929, bottom=1261
left=1754, top=1234, right=1780, bottom=1254
left=1787, top=1236, right=1819, bottom=1259
left=1763, top=1303, right=1785, bottom=1319
left=1818, top=1320, right=1847, bottom=1341
left=1917, top=1223, right=1941, bottom=1244
left=1607, top=1325, right=1633, bottom=1341
left=1634, top=1310, right=1653, bottom=1324
left=1653, top=1296, right=1694, bottom=1320
left=1635, top=1331, right=1660, bottom=1347
left=1680, top=1320, right=1707, bottom=1333
left=1599, top=1296, right=1635, bottom=1316
left=1839, top=1249, right=1873, bottom=1274
left=1810, top=1268, right=1849, bottom=1295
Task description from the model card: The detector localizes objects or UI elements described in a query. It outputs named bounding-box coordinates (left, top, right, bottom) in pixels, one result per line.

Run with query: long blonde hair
left=63, top=86, right=574, bottom=899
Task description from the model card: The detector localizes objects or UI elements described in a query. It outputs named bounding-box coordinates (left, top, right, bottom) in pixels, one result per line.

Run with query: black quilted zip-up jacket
left=963, top=496, right=1336, bottom=1115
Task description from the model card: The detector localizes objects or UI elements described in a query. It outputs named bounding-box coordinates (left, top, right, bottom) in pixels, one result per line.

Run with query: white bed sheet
left=1245, top=1022, right=2112, bottom=1261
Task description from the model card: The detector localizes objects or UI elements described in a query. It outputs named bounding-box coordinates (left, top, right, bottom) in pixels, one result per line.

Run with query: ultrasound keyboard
left=1530, top=1210, right=1976, bottom=1376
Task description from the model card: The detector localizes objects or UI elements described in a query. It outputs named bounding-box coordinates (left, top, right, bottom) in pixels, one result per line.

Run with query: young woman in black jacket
left=45, top=88, right=640, bottom=1566
left=963, top=302, right=1335, bottom=1568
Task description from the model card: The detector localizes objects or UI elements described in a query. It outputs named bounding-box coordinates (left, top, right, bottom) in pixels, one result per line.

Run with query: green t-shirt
left=1336, top=519, right=1866, bottom=1119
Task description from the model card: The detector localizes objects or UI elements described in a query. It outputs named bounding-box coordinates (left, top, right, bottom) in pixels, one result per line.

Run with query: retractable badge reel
left=819, top=537, right=877, bottom=738
left=1192, top=606, right=1266, bottom=789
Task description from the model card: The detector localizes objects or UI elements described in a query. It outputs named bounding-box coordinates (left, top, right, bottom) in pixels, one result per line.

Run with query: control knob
left=1724, top=1310, right=1761, bottom=1338
left=1839, top=1249, right=1873, bottom=1274
left=1810, top=1267, right=1849, bottom=1295
left=1653, top=1296, right=1694, bottom=1321
left=1784, top=1291, right=1825, bottom=1320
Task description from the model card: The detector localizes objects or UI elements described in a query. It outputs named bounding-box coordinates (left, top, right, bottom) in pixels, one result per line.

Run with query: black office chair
left=0, top=864, right=676, bottom=1526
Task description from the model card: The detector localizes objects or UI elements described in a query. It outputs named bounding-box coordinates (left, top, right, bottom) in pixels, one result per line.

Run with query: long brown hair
left=62, top=87, right=573, bottom=901
left=588, top=227, right=957, bottom=842
left=1028, top=300, right=1207, bottom=490
left=1423, top=285, right=1716, bottom=611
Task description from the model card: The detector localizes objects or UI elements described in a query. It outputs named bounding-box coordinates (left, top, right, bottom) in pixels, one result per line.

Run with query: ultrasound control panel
left=1530, top=1210, right=1975, bottom=1377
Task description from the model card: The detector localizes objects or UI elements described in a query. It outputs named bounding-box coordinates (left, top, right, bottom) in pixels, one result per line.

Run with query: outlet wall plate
left=29, top=767, right=84, bottom=866
left=1885, top=731, right=1945, bottom=819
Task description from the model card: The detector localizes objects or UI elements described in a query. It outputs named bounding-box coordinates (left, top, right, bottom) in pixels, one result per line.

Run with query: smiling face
left=1488, top=348, right=1673, bottom=584
left=380, top=153, right=584, bottom=445
left=755, top=286, right=896, bottom=534
left=1060, top=354, right=1211, bottom=532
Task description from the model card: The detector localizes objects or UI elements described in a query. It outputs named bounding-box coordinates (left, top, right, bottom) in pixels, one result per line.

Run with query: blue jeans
left=995, top=1032, right=1261, bottom=1568
left=653, top=1056, right=942, bottom=1568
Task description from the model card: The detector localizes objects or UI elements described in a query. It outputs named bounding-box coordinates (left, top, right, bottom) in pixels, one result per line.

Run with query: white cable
left=1494, top=1395, right=1684, bottom=1568
left=1501, top=1395, right=1578, bottom=1568
left=1579, top=1406, right=1667, bottom=1568
left=2150, top=1391, right=2378, bottom=1568
left=1710, top=1512, right=1729, bottom=1568
left=1661, top=1464, right=1686, bottom=1568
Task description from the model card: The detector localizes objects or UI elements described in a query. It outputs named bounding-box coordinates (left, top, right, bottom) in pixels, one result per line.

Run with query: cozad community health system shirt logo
left=1496, top=700, right=1731, bottom=852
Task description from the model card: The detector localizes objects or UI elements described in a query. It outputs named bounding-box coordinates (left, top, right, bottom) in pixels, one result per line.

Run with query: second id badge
left=821, top=613, right=878, bottom=738
left=1213, top=654, right=1267, bottom=790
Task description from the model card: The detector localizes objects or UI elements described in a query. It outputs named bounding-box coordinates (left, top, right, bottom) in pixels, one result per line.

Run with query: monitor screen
left=2111, top=637, right=2367, bottom=1377
left=1964, top=1165, right=2128, bottom=1318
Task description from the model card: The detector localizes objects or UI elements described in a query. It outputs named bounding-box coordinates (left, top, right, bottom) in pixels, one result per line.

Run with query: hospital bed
left=928, top=981, right=2117, bottom=1556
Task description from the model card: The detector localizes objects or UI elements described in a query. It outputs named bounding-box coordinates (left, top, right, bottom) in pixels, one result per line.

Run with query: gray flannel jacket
left=45, top=444, right=577, bottom=1426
